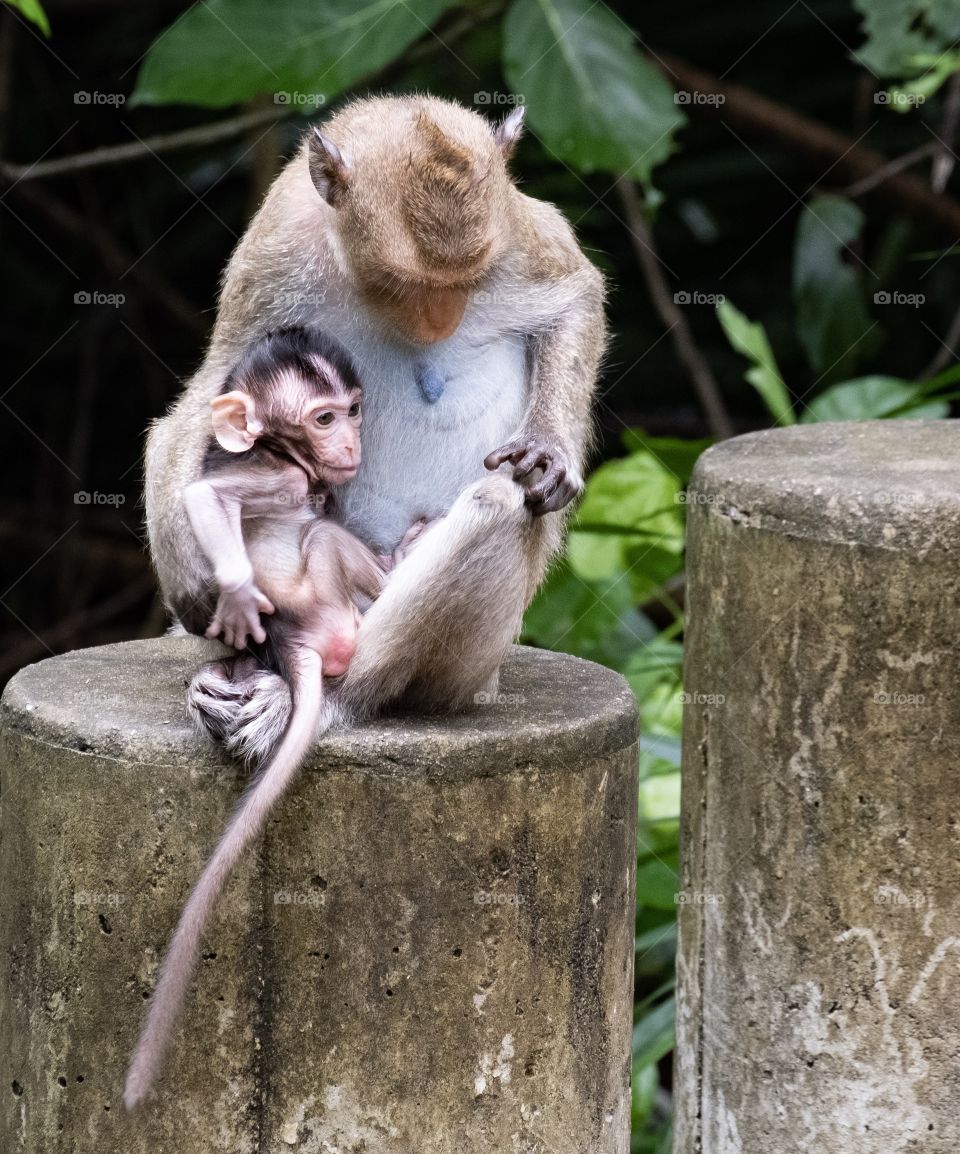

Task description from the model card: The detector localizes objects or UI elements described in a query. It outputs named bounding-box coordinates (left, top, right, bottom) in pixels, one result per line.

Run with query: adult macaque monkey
left=145, top=96, right=604, bottom=774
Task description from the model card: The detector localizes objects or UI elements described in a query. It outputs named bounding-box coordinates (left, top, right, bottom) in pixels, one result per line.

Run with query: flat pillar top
left=0, top=637, right=637, bottom=774
left=691, top=420, right=960, bottom=549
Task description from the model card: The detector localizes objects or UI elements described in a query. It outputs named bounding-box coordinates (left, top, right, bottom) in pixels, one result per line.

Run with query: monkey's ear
left=210, top=391, right=262, bottom=453
left=494, top=105, right=525, bottom=158
left=308, top=129, right=351, bottom=206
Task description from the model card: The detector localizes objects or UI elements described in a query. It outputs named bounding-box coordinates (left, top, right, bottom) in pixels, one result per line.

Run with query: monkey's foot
left=222, top=669, right=294, bottom=765
left=186, top=659, right=254, bottom=744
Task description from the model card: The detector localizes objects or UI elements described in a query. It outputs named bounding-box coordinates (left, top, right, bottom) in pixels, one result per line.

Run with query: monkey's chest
left=338, top=334, right=530, bottom=551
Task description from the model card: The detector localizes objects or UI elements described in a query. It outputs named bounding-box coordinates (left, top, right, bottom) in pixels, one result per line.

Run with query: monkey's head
left=212, top=327, right=363, bottom=485
left=307, top=96, right=525, bottom=346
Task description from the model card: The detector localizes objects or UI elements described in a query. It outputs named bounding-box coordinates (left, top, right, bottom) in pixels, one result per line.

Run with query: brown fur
left=143, top=92, right=606, bottom=850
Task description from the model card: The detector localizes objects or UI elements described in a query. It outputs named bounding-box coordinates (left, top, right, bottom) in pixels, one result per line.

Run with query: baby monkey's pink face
left=210, top=374, right=363, bottom=487
left=301, top=386, right=363, bottom=483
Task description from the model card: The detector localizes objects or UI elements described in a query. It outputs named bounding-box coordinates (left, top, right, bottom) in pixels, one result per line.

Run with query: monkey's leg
left=209, top=473, right=546, bottom=761
left=341, top=472, right=534, bottom=715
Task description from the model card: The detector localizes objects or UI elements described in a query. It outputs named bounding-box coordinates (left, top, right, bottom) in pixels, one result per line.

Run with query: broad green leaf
left=635, top=923, right=678, bottom=961
left=635, top=854, right=679, bottom=911
left=635, top=920, right=678, bottom=977
left=623, top=639, right=684, bottom=737
left=632, top=995, right=676, bottom=1066
left=631, top=1060, right=658, bottom=1129
left=854, top=0, right=960, bottom=77
left=5, top=0, right=49, bottom=35
left=640, top=735, right=682, bottom=778
left=621, top=541, right=686, bottom=606
left=716, top=299, right=795, bottom=425
left=801, top=375, right=949, bottom=422
left=624, top=639, right=683, bottom=700
left=888, top=51, right=960, bottom=106
left=502, top=0, right=684, bottom=178
left=567, top=450, right=683, bottom=584
left=793, top=196, right=882, bottom=382
left=621, top=429, right=713, bottom=485
left=132, top=0, right=457, bottom=108
left=640, top=772, right=681, bottom=824
left=521, top=559, right=655, bottom=671
left=639, top=681, right=684, bottom=737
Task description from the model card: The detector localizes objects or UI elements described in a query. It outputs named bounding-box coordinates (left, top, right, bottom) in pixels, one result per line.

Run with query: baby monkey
left=124, top=327, right=386, bottom=1109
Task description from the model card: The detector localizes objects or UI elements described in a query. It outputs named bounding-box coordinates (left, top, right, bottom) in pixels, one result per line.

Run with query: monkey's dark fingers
left=511, top=446, right=552, bottom=479
left=528, top=470, right=582, bottom=516
left=483, top=441, right=527, bottom=470
left=523, top=460, right=564, bottom=505
left=532, top=478, right=580, bottom=515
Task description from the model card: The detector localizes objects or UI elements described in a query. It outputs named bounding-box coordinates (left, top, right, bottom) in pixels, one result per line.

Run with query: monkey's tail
left=123, top=649, right=324, bottom=1111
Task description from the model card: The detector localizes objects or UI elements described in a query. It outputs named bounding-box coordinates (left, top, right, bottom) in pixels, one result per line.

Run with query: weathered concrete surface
left=675, top=421, right=960, bottom=1154
left=0, top=635, right=638, bottom=1154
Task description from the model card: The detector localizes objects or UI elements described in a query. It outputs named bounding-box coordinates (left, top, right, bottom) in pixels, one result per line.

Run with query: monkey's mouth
left=325, top=465, right=359, bottom=482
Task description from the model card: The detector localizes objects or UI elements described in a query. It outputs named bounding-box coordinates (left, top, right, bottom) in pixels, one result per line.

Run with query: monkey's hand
left=484, top=436, right=583, bottom=515
left=205, top=581, right=275, bottom=649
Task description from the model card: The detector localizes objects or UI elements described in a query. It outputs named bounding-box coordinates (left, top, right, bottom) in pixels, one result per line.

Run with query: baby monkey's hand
left=206, top=580, right=275, bottom=649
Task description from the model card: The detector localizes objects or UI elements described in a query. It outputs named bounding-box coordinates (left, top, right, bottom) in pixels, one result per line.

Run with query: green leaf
left=793, top=196, right=882, bottom=382
left=621, top=430, right=713, bottom=485
left=640, top=772, right=681, bottom=825
left=853, top=0, right=960, bottom=77
left=567, top=450, right=684, bottom=586
left=621, top=542, right=686, bottom=605
left=632, top=995, right=676, bottom=1067
left=800, top=375, right=949, bottom=422
left=635, top=854, right=679, bottom=911
left=623, top=638, right=683, bottom=701
left=716, top=299, right=795, bottom=425
left=4, top=0, right=50, bottom=36
left=623, top=638, right=684, bottom=737
left=634, top=919, right=678, bottom=976
left=132, top=0, right=458, bottom=108
left=635, top=923, right=678, bottom=962
left=887, top=51, right=960, bottom=107
left=502, top=0, right=684, bottom=178
left=631, top=1060, right=658, bottom=1129
left=521, top=559, right=655, bottom=671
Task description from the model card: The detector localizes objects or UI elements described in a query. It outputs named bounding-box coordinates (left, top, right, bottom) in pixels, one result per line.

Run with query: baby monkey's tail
left=124, top=649, right=326, bottom=1110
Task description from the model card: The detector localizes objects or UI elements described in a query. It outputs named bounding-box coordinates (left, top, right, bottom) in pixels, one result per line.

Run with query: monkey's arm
left=486, top=201, right=606, bottom=516
left=183, top=478, right=275, bottom=649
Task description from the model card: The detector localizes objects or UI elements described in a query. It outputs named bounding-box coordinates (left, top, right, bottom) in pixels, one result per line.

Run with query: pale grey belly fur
left=312, top=306, right=530, bottom=551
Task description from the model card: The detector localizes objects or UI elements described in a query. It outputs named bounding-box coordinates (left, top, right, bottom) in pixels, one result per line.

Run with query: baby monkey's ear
left=210, top=391, right=263, bottom=453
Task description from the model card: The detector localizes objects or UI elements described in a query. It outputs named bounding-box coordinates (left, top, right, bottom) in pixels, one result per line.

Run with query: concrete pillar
left=675, top=421, right=960, bottom=1154
left=0, top=635, right=637, bottom=1154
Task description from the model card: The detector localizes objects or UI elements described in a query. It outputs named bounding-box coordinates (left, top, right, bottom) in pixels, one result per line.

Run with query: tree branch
left=9, top=179, right=206, bottom=334
left=616, top=177, right=734, bottom=440
left=0, top=106, right=290, bottom=184
left=844, top=142, right=938, bottom=197
left=652, top=51, right=960, bottom=236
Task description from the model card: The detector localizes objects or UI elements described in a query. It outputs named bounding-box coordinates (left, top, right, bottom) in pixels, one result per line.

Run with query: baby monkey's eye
left=348, top=401, right=361, bottom=418
left=315, top=411, right=335, bottom=427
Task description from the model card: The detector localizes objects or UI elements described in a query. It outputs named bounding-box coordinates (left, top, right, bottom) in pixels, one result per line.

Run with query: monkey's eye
left=315, top=411, right=335, bottom=427
left=348, top=401, right=361, bottom=419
